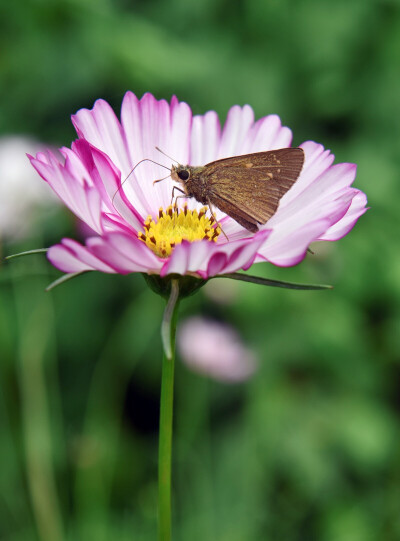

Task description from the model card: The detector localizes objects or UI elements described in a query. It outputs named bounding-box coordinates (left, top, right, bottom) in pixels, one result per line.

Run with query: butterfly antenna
left=155, top=147, right=179, bottom=164
left=112, top=158, right=170, bottom=206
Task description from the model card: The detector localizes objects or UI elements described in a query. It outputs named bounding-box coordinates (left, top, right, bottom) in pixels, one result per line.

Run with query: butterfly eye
left=177, top=170, right=190, bottom=181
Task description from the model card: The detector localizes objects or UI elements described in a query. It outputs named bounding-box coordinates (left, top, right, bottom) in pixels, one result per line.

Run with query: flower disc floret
left=138, top=204, right=221, bottom=258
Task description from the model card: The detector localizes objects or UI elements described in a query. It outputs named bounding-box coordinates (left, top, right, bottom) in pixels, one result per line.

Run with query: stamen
left=138, top=204, right=221, bottom=258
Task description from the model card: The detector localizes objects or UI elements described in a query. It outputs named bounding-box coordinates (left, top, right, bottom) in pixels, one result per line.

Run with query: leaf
left=5, top=248, right=48, bottom=260
left=46, top=272, right=88, bottom=291
left=217, top=272, right=333, bottom=291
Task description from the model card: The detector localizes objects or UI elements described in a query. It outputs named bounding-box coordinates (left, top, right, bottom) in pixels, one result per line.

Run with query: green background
left=1, top=0, right=400, bottom=539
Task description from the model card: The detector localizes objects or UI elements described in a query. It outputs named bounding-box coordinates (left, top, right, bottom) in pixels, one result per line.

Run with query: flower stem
left=158, top=279, right=180, bottom=541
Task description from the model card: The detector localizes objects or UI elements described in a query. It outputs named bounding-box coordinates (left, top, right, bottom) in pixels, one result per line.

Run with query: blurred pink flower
left=29, top=92, right=367, bottom=278
left=177, top=317, right=257, bottom=382
left=0, top=136, right=57, bottom=240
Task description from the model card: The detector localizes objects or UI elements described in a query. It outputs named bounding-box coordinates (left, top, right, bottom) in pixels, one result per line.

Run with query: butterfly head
left=171, top=164, right=191, bottom=185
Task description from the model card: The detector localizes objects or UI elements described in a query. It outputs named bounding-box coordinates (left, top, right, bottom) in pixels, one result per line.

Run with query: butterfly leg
left=206, top=198, right=229, bottom=241
left=171, top=186, right=187, bottom=206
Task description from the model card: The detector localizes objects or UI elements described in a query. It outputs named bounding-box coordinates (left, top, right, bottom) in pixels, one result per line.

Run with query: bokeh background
left=1, top=1, right=400, bottom=540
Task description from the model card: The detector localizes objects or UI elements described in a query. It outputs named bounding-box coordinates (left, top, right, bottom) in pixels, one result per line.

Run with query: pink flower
left=177, top=317, right=257, bottom=382
left=29, top=92, right=367, bottom=278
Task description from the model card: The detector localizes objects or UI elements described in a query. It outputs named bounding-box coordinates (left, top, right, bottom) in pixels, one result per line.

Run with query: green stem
left=158, top=279, right=180, bottom=541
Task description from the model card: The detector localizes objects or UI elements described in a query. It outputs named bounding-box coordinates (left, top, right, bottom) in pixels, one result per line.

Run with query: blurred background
left=1, top=0, right=399, bottom=540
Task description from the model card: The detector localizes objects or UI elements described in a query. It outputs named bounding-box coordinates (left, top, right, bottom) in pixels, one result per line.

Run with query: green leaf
left=46, top=272, right=88, bottom=292
left=217, top=272, right=333, bottom=291
left=5, top=248, right=48, bottom=260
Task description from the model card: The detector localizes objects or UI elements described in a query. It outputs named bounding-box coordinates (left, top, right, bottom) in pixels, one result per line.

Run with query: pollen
left=138, top=203, right=221, bottom=258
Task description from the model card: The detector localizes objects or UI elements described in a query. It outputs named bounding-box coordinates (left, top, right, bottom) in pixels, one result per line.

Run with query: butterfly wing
left=204, top=148, right=304, bottom=229
left=209, top=194, right=260, bottom=232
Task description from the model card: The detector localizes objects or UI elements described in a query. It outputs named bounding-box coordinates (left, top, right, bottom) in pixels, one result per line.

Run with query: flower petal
left=72, top=98, right=131, bottom=176
left=72, top=139, right=144, bottom=230
left=103, top=232, right=163, bottom=272
left=29, top=151, right=103, bottom=234
left=319, top=191, right=368, bottom=241
left=47, top=245, right=94, bottom=274
left=271, top=162, right=357, bottom=228
left=190, top=111, right=221, bottom=165
left=48, top=238, right=117, bottom=273
left=48, top=233, right=163, bottom=275
left=160, top=230, right=270, bottom=278
left=120, top=92, right=193, bottom=215
left=213, top=230, right=271, bottom=275
left=259, top=190, right=356, bottom=265
left=257, top=218, right=332, bottom=267
left=241, top=114, right=293, bottom=154
left=159, top=239, right=211, bottom=277
left=217, top=105, right=255, bottom=158
left=86, top=234, right=162, bottom=274
left=281, top=141, right=335, bottom=206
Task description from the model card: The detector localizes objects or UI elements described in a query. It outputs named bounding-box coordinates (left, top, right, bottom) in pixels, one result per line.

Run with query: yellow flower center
left=138, top=204, right=221, bottom=258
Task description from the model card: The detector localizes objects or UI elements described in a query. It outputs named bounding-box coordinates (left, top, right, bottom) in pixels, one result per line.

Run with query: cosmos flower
left=177, top=316, right=257, bottom=382
left=29, top=92, right=367, bottom=279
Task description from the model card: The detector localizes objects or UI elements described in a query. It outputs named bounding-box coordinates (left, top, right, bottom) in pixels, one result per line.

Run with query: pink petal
left=271, top=162, right=357, bottom=228
left=29, top=152, right=103, bottom=234
left=241, top=114, right=293, bottom=154
left=61, top=145, right=94, bottom=187
left=61, top=238, right=119, bottom=272
left=104, top=232, right=163, bottom=272
left=262, top=192, right=356, bottom=258
left=120, top=92, right=192, bottom=215
left=47, top=245, right=94, bottom=274
left=281, top=141, right=335, bottom=206
left=319, top=191, right=368, bottom=241
left=213, top=230, right=271, bottom=275
left=257, top=218, right=332, bottom=267
left=138, top=94, right=177, bottom=209
left=169, top=95, right=193, bottom=165
left=161, top=230, right=270, bottom=278
left=48, top=233, right=163, bottom=275
left=86, top=235, right=160, bottom=274
left=215, top=216, right=252, bottom=241
left=72, top=99, right=131, bottom=176
left=206, top=252, right=228, bottom=277
left=48, top=238, right=117, bottom=274
left=190, top=111, right=221, bottom=165
left=119, top=92, right=158, bottom=216
left=73, top=139, right=144, bottom=230
left=217, top=105, right=255, bottom=158
left=100, top=213, right=138, bottom=235
left=160, top=239, right=211, bottom=277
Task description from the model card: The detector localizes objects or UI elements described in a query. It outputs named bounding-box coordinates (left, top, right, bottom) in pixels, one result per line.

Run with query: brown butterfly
left=164, top=148, right=304, bottom=233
